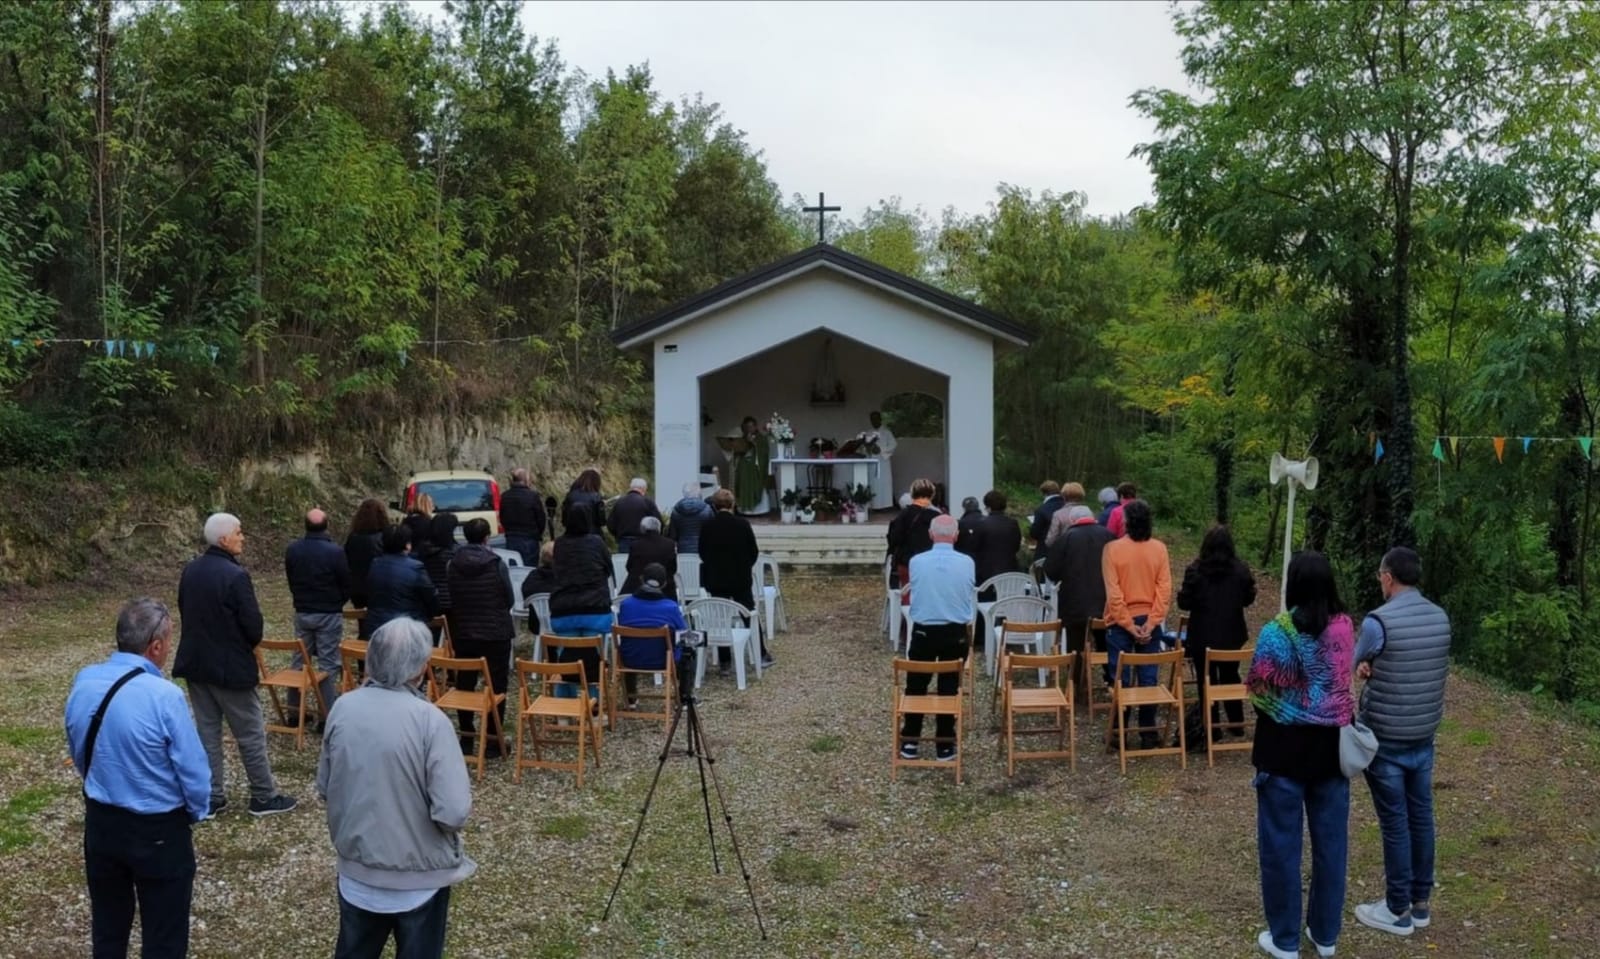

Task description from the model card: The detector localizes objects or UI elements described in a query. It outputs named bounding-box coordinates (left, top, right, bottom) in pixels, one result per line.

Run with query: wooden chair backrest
left=612, top=624, right=673, bottom=671
left=539, top=632, right=603, bottom=659
left=514, top=658, right=588, bottom=706
left=1115, top=648, right=1184, bottom=692
left=1205, top=647, right=1254, bottom=667
left=1004, top=651, right=1076, bottom=687
left=893, top=657, right=964, bottom=678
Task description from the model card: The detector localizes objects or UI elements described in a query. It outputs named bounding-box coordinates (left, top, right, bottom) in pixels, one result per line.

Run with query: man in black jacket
left=283, top=508, right=349, bottom=723
left=447, top=518, right=515, bottom=757
left=620, top=517, right=678, bottom=599
left=1043, top=505, right=1116, bottom=664
left=364, top=524, right=442, bottom=638
left=699, top=488, right=770, bottom=670
left=499, top=468, right=547, bottom=564
left=972, top=490, right=1023, bottom=591
left=607, top=478, right=661, bottom=553
left=175, top=513, right=296, bottom=817
left=955, top=496, right=983, bottom=560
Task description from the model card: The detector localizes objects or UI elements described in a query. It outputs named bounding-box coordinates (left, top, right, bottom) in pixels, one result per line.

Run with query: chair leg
left=514, top=713, right=526, bottom=784
left=732, top=640, right=748, bottom=691
left=1204, top=693, right=1215, bottom=767
left=574, top=721, right=585, bottom=788
left=473, top=711, right=487, bottom=782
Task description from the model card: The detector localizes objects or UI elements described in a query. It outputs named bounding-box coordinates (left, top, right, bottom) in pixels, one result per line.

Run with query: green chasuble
left=732, top=433, right=771, bottom=511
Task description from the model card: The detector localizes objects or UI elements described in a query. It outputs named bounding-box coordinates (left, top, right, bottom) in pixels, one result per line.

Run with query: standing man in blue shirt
left=898, top=514, right=975, bottom=763
left=65, top=597, right=212, bottom=959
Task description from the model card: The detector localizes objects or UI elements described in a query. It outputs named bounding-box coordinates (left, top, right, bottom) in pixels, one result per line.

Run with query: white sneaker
left=1257, top=930, right=1297, bottom=959
left=1354, top=899, right=1414, bottom=936
left=1306, top=927, right=1336, bottom=957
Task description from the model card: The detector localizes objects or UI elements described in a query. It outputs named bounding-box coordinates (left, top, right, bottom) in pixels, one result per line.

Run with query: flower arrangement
left=849, top=483, right=874, bottom=507
left=766, top=413, right=795, bottom=443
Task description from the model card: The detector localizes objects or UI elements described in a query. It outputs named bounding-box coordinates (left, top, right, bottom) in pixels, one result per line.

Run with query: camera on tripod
left=674, top=630, right=706, bottom=701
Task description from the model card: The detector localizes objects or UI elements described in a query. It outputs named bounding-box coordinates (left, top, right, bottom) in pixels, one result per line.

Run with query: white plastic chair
left=986, top=595, right=1055, bottom=681
left=611, top=554, right=628, bottom=595
left=753, top=554, right=788, bottom=646
left=527, top=593, right=552, bottom=664
left=677, top=554, right=706, bottom=601
left=976, top=572, right=1035, bottom=652
left=882, top=558, right=904, bottom=651
left=493, top=547, right=525, bottom=568
left=687, top=597, right=761, bottom=691
left=508, top=566, right=532, bottom=613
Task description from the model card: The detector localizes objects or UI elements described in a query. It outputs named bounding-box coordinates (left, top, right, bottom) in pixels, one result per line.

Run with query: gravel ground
left=2, top=550, right=1599, bottom=958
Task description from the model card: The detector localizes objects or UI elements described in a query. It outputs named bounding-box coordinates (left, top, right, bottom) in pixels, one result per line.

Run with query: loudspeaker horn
left=1269, top=452, right=1319, bottom=491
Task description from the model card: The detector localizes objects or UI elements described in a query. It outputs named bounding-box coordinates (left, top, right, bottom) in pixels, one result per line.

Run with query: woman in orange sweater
left=1100, top=499, right=1172, bottom=748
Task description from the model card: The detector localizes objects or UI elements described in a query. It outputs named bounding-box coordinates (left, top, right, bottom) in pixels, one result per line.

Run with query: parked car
left=392, top=470, right=502, bottom=537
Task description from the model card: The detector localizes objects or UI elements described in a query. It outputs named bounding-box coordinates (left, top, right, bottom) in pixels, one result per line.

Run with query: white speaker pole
left=1269, top=452, right=1320, bottom=612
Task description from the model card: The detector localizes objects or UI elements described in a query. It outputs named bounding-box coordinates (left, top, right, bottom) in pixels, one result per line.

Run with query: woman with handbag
left=1246, top=551, right=1355, bottom=959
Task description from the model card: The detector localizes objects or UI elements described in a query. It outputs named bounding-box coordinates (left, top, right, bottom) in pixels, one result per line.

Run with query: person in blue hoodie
left=615, top=563, right=687, bottom=708
left=667, top=481, right=714, bottom=554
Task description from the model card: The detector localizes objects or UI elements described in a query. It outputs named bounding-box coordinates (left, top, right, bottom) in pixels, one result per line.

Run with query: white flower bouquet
left=767, top=413, right=795, bottom=443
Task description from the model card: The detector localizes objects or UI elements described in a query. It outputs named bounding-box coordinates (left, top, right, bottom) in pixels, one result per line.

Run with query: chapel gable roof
left=610, top=243, right=1032, bottom=350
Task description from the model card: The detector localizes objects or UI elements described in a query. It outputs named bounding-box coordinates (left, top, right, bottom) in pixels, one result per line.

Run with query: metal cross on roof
left=802, top=191, right=841, bottom=244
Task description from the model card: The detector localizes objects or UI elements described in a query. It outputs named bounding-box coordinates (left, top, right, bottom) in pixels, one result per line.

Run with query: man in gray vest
left=1353, top=546, right=1451, bottom=937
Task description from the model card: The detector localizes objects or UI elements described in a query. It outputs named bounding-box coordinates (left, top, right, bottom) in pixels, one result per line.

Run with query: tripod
left=601, top=652, right=767, bottom=938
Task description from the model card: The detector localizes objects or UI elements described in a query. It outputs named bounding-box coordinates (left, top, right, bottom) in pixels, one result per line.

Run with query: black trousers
left=899, top=622, right=967, bottom=742
left=335, top=886, right=451, bottom=959
left=1063, top=617, right=1107, bottom=683
left=84, top=799, right=194, bottom=959
left=450, top=637, right=510, bottom=736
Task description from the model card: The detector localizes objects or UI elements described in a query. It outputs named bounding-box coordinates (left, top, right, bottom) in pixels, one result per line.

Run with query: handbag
left=1339, top=719, right=1379, bottom=779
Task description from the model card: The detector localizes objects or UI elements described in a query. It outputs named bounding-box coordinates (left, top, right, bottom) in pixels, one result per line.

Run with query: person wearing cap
left=1095, top=487, right=1119, bottom=526
left=615, top=563, right=688, bottom=707
left=607, top=477, right=661, bottom=553
left=667, top=481, right=714, bottom=554
left=620, top=516, right=678, bottom=599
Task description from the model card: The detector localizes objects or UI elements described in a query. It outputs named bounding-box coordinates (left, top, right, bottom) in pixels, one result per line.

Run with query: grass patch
left=808, top=734, right=843, bottom=754
left=770, top=848, right=838, bottom=886
left=0, top=785, right=67, bottom=853
left=1462, top=728, right=1494, bottom=747
left=539, top=815, right=591, bottom=840
left=0, top=726, right=54, bottom=749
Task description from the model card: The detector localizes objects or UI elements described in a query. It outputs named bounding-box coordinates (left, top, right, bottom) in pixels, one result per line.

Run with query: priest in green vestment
left=728, top=415, right=771, bottom=513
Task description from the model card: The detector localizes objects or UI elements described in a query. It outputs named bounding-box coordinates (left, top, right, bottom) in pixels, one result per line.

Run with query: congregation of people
left=888, top=476, right=1451, bottom=958
left=63, top=463, right=1451, bottom=959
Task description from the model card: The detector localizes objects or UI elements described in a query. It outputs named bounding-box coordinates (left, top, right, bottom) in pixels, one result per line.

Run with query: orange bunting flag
left=1493, top=436, right=1506, bottom=463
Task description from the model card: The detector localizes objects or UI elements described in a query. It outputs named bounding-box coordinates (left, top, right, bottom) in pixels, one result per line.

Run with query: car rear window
left=415, top=480, right=494, bottom=513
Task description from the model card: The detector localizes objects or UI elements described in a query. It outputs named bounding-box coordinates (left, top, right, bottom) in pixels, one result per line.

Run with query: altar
left=771, top=457, right=878, bottom=498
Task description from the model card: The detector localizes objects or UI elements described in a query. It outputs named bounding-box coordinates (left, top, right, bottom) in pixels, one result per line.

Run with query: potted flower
left=849, top=483, right=874, bottom=521
left=797, top=493, right=815, bottom=524
left=767, top=413, right=796, bottom=459
left=780, top=488, right=800, bottom=524
left=812, top=488, right=839, bottom=523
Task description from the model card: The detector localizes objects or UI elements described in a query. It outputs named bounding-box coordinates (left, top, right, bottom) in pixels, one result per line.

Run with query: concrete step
left=754, top=528, right=884, bottom=567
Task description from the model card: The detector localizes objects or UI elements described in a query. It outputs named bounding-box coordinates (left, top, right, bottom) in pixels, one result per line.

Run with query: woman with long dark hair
left=1178, top=525, right=1257, bottom=738
left=1247, top=550, right=1355, bottom=959
left=562, top=469, right=606, bottom=536
left=547, top=501, right=612, bottom=705
left=345, top=498, right=389, bottom=638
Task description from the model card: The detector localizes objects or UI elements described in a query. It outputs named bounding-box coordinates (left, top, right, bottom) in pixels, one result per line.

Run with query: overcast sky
left=406, top=1, right=1191, bottom=220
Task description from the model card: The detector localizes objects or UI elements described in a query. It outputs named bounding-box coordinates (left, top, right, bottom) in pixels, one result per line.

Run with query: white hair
left=930, top=514, right=959, bottom=541
left=366, top=618, right=434, bottom=687
left=203, top=512, right=240, bottom=546
left=682, top=481, right=701, bottom=498
left=630, top=477, right=647, bottom=491
left=640, top=516, right=661, bottom=534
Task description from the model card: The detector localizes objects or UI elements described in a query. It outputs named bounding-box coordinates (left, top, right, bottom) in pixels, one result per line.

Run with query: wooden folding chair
left=431, top=615, right=454, bottom=657
left=341, top=606, right=366, bottom=639
left=256, top=638, right=327, bottom=750
left=1082, top=618, right=1113, bottom=723
left=991, top=615, right=1062, bottom=700
left=1173, top=612, right=1200, bottom=704
left=1203, top=647, right=1255, bottom=766
left=891, top=658, right=965, bottom=784
left=338, top=640, right=368, bottom=693
left=1001, top=651, right=1077, bottom=775
left=540, top=633, right=606, bottom=748
left=426, top=654, right=505, bottom=782
left=1111, top=647, right=1186, bottom=774
left=514, top=659, right=601, bottom=787
left=610, top=625, right=674, bottom=728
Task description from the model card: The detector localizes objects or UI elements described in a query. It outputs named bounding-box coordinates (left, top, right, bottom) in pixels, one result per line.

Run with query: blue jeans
left=504, top=534, right=538, bottom=567
left=1255, top=770, right=1349, bottom=951
left=290, top=611, right=344, bottom=713
left=1364, top=739, right=1436, bottom=914
left=334, top=887, right=450, bottom=959
left=1106, top=617, right=1166, bottom=731
left=549, top=614, right=610, bottom=701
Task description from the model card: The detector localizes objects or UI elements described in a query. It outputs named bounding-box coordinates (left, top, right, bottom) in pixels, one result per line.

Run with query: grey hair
left=630, top=477, right=647, bottom=491
left=366, top=618, right=434, bottom=687
left=115, top=598, right=172, bottom=655
left=1065, top=505, right=1095, bottom=525
left=203, top=512, right=240, bottom=546
left=930, top=514, right=959, bottom=541
left=1097, top=487, right=1118, bottom=506
left=682, top=481, right=701, bottom=498
left=640, top=516, right=661, bottom=534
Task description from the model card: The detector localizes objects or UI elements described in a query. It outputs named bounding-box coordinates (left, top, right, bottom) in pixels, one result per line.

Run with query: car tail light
left=490, top=481, right=503, bottom=532
left=404, top=483, right=416, bottom=510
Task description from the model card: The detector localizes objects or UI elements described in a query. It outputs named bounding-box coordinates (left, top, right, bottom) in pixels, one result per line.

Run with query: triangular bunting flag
left=1522, top=436, right=1532, bottom=454
left=1431, top=438, right=1444, bottom=462
left=1582, top=437, right=1594, bottom=460
left=146, top=342, right=156, bottom=359
left=33, top=339, right=43, bottom=347
left=81, top=340, right=92, bottom=348
left=1448, top=436, right=1460, bottom=458
left=104, top=341, right=115, bottom=357
left=9, top=339, right=21, bottom=348
left=1374, top=439, right=1385, bottom=463
left=133, top=341, right=145, bottom=359
left=207, top=345, right=220, bottom=363
left=1493, top=437, right=1505, bottom=463
left=397, top=350, right=408, bottom=368
left=1367, top=431, right=1376, bottom=451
